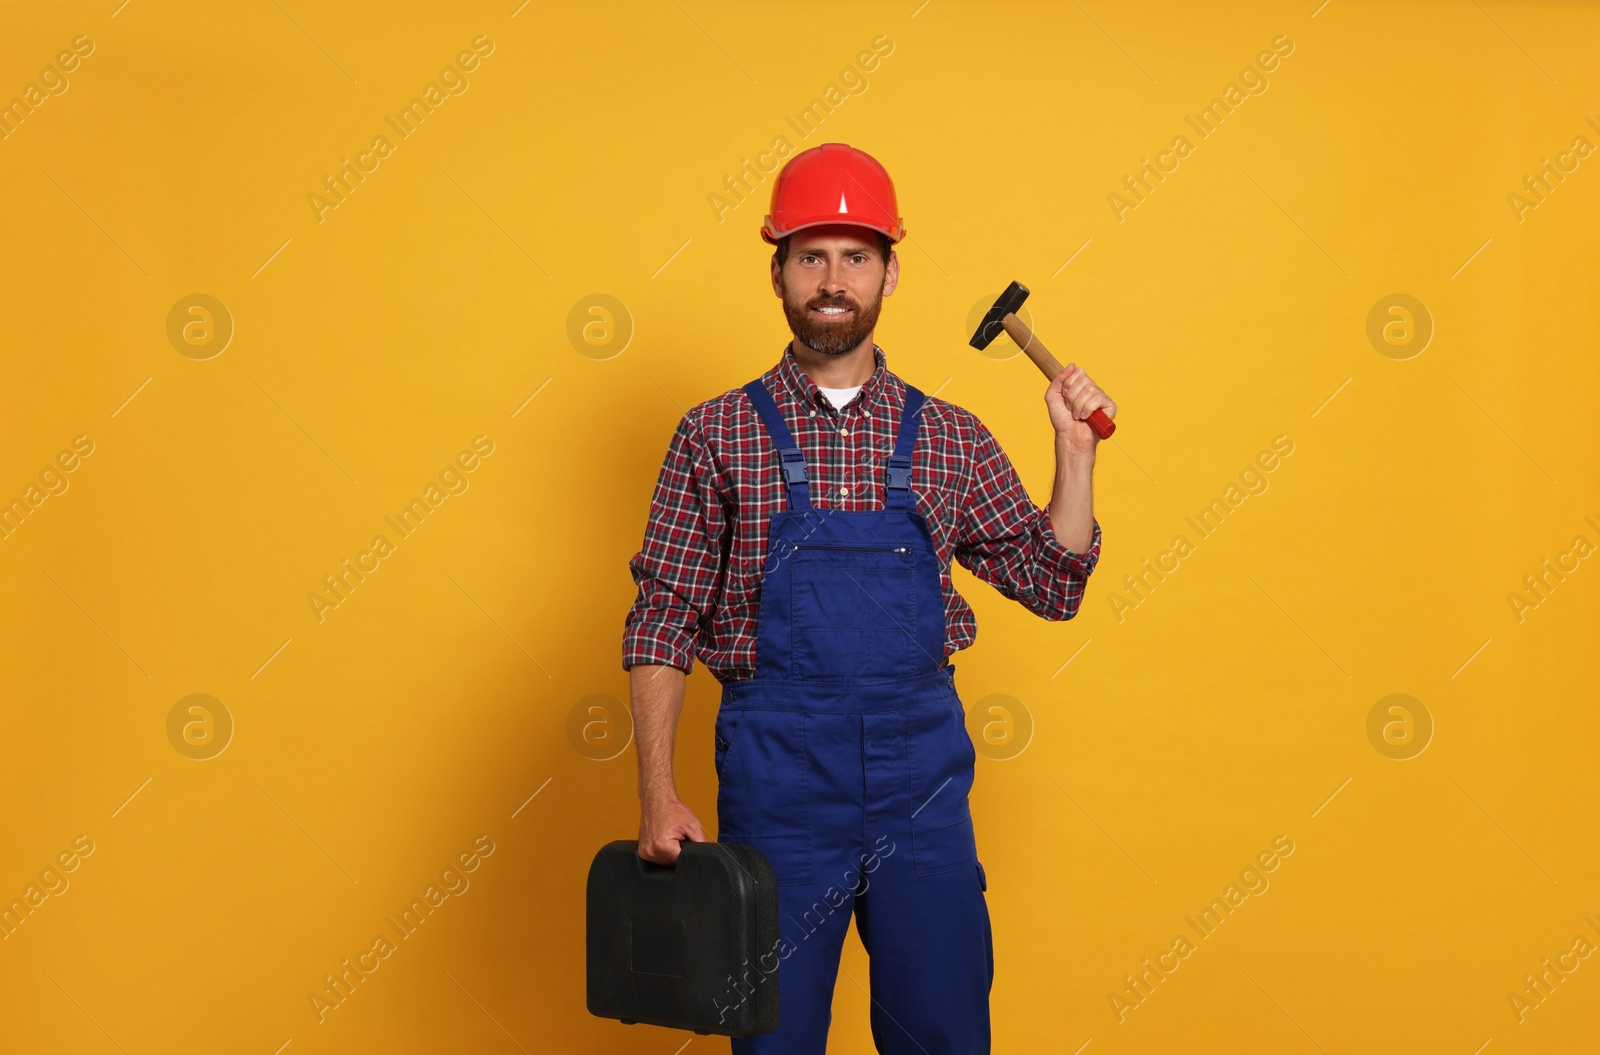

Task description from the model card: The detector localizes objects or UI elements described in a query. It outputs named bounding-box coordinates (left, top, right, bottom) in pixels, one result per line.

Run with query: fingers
left=638, top=808, right=676, bottom=864
left=651, top=828, right=691, bottom=864
left=647, top=821, right=702, bottom=864
left=638, top=837, right=679, bottom=865
left=1047, top=366, right=1078, bottom=413
left=1058, top=367, right=1112, bottom=419
left=638, top=803, right=708, bottom=865
left=1048, top=363, right=1118, bottom=434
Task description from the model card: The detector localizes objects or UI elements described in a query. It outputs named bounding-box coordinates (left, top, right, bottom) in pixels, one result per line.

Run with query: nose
left=820, top=256, right=848, bottom=294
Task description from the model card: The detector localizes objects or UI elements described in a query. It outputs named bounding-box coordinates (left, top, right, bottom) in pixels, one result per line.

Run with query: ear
left=881, top=249, right=899, bottom=297
left=770, top=253, right=783, bottom=297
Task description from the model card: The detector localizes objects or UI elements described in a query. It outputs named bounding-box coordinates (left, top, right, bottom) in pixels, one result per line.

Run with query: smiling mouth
left=811, top=305, right=853, bottom=319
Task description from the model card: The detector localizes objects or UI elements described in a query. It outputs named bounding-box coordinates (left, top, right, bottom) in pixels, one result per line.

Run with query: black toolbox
left=586, top=840, right=780, bottom=1037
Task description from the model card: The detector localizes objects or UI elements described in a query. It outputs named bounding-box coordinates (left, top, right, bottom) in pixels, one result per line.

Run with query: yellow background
left=2, top=1, right=1597, bottom=1051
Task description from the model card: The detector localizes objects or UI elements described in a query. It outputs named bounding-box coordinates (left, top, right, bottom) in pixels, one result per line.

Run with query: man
left=622, top=143, right=1114, bottom=1054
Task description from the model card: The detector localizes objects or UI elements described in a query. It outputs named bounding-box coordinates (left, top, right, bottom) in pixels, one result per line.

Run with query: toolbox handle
left=634, top=846, right=677, bottom=880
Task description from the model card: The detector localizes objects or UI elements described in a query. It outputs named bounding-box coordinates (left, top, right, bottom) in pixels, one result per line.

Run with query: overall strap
left=886, top=385, right=924, bottom=510
left=742, top=379, right=812, bottom=510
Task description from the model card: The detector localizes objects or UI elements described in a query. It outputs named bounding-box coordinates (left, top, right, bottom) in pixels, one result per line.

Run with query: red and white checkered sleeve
left=622, top=413, right=728, bottom=673
left=954, top=417, right=1101, bottom=621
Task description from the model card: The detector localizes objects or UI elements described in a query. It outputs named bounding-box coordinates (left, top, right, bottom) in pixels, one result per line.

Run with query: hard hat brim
left=761, top=217, right=906, bottom=247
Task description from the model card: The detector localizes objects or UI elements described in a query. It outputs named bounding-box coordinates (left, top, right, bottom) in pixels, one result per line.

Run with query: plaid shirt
left=622, top=343, right=1102, bottom=682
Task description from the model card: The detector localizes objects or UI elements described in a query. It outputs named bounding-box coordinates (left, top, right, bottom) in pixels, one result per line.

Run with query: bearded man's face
left=772, top=227, right=896, bottom=356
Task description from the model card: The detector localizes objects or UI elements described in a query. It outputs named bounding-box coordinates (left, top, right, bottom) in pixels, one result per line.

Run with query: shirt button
left=839, top=427, right=849, bottom=435
left=810, top=410, right=817, bottom=417
left=840, top=486, right=850, bottom=496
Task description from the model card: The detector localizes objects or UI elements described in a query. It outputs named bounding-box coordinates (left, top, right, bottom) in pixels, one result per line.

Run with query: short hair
left=774, top=232, right=893, bottom=268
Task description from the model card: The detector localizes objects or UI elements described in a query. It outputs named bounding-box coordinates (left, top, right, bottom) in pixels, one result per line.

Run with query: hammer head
left=969, top=281, right=1030, bottom=350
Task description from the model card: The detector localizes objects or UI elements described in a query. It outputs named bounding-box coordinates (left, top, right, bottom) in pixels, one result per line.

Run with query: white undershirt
left=817, top=385, right=862, bottom=410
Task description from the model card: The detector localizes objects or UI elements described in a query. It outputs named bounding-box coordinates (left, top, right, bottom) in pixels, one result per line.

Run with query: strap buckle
left=779, top=448, right=809, bottom=485
left=887, top=453, right=912, bottom=490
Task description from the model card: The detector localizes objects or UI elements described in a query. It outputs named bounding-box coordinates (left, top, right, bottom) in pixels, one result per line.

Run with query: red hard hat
left=761, top=143, right=906, bottom=246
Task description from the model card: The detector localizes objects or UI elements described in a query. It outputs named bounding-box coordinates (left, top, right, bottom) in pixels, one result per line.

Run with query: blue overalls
left=714, top=377, right=993, bottom=1054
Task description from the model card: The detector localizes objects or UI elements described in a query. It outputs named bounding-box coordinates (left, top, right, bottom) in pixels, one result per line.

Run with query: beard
left=781, top=278, right=885, bottom=356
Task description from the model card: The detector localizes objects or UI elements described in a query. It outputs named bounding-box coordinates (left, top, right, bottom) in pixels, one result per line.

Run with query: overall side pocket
left=907, top=699, right=978, bottom=877
left=714, top=708, right=744, bottom=778
left=715, top=709, right=813, bottom=886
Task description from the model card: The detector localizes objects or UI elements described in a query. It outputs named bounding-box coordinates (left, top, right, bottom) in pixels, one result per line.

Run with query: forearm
left=631, top=663, right=688, bottom=803
left=1048, top=436, right=1097, bottom=555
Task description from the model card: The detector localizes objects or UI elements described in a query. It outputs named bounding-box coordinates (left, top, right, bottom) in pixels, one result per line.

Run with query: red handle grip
left=1088, top=408, right=1116, bottom=439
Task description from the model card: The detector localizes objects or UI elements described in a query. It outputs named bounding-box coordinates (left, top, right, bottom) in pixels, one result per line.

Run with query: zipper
left=794, top=544, right=910, bottom=553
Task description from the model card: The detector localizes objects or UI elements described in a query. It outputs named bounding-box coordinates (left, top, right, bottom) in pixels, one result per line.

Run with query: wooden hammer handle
left=1001, top=314, right=1117, bottom=439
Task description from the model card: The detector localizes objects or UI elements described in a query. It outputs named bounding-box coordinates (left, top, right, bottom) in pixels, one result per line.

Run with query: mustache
left=808, top=296, right=858, bottom=310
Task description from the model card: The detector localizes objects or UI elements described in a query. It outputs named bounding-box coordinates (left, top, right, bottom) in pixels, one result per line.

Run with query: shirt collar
left=773, top=342, right=891, bottom=413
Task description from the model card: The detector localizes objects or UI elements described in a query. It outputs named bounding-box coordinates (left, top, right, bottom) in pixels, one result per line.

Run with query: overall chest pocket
left=789, top=544, right=918, bottom=680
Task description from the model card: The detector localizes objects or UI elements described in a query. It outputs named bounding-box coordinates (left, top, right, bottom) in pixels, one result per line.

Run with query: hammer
left=970, top=281, right=1116, bottom=439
